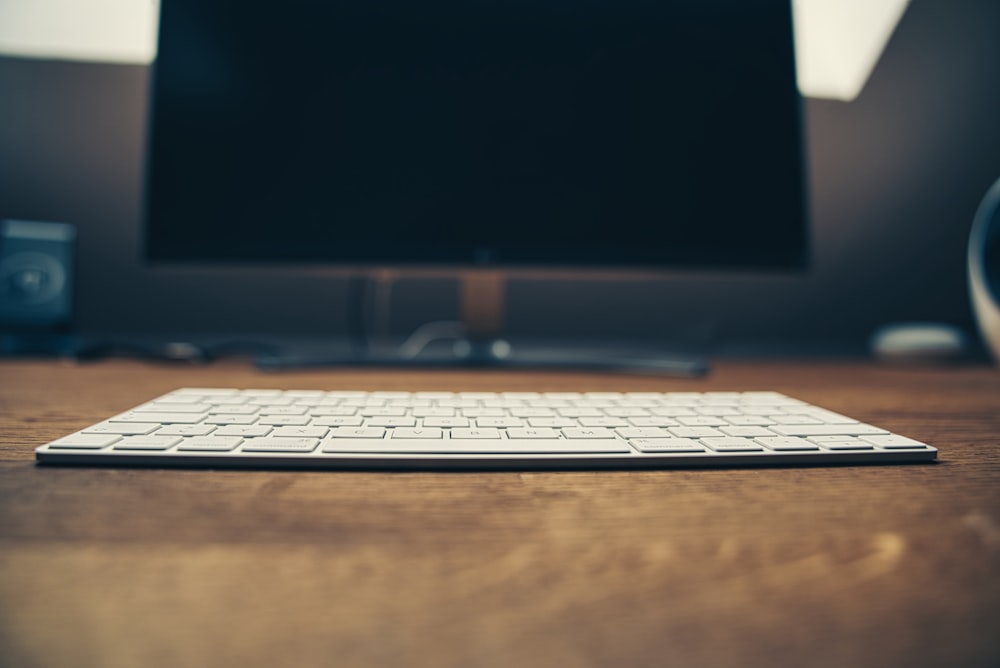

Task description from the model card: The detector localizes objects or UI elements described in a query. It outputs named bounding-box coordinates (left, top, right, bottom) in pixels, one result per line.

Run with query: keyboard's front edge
left=34, top=446, right=938, bottom=470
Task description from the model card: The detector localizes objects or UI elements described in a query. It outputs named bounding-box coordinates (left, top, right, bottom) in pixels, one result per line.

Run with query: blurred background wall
left=1, top=0, right=998, bottom=353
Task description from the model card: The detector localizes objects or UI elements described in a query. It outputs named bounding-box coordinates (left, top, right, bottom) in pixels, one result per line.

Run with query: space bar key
left=321, top=439, right=630, bottom=454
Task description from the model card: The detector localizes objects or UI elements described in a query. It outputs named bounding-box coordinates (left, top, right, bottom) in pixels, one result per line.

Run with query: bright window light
left=794, top=0, right=911, bottom=101
left=0, top=0, right=908, bottom=102
left=0, top=0, right=159, bottom=64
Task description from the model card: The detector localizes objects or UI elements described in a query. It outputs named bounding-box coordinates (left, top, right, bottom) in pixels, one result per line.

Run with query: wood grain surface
left=1, top=359, right=999, bottom=668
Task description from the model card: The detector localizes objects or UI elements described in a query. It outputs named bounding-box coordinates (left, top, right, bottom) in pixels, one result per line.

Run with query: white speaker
left=968, top=176, right=1000, bottom=364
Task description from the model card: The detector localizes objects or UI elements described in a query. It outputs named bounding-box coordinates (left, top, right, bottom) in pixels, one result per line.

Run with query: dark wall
left=1, top=0, right=999, bottom=350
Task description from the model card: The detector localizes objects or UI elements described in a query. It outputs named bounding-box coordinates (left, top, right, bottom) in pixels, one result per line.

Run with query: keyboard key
left=258, top=416, right=311, bottom=426
left=83, top=422, right=160, bottom=436
left=702, top=392, right=743, bottom=402
left=309, top=406, right=358, bottom=417
left=562, top=427, right=616, bottom=439
left=719, top=426, right=775, bottom=438
left=509, top=408, right=556, bottom=418
left=627, top=417, right=681, bottom=428
left=701, top=437, right=764, bottom=452
left=111, top=412, right=205, bottom=424
left=176, top=436, right=243, bottom=451
left=629, top=438, right=705, bottom=453
left=366, top=417, right=417, bottom=428
left=602, top=407, right=650, bottom=418
left=461, top=408, right=505, bottom=418
left=724, top=415, right=774, bottom=426
left=311, top=416, right=364, bottom=427
left=579, top=417, right=629, bottom=428
left=392, top=428, right=445, bottom=439
left=755, top=436, right=820, bottom=451
left=668, top=427, right=724, bottom=439
left=649, top=407, right=698, bottom=417
left=322, top=439, right=630, bottom=454
left=807, top=434, right=859, bottom=443
left=248, top=395, right=294, bottom=405
left=767, top=414, right=822, bottom=425
left=135, top=403, right=210, bottom=414
left=205, top=415, right=258, bottom=425
left=859, top=434, right=928, bottom=449
left=770, top=424, right=888, bottom=437
left=809, top=437, right=873, bottom=450
left=423, top=417, right=470, bottom=428
left=507, top=428, right=560, bottom=439
left=801, top=409, right=859, bottom=424
left=214, top=425, right=273, bottom=437
left=157, top=424, right=217, bottom=436
left=113, top=436, right=183, bottom=451
left=474, top=417, right=526, bottom=428
left=150, top=394, right=203, bottom=404
left=557, top=408, right=606, bottom=418
left=528, top=417, right=578, bottom=428
left=359, top=406, right=408, bottom=417
left=740, top=391, right=792, bottom=402
left=207, top=396, right=250, bottom=406
left=412, top=407, right=456, bottom=418
left=329, top=427, right=386, bottom=439
left=341, top=397, right=381, bottom=407
left=693, top=407, right=742, bottom=417
left=48, top=433, right=121, bottom=449
left=448, top=428, right=498, bottom=439
left=271, top=426, right=330, bottom=438
left=258, top=406, right=308, bottom=416
left=616, top=427, right=671, bottom=439
left=324, top=391, right=367, bottom=398
left=677, top=416, right=730, bottom=427
left=241, top=437, right=319, bottom=453
left=169, top=388, right=240, bottom=396
left=284, top=390, right=325, bottom=398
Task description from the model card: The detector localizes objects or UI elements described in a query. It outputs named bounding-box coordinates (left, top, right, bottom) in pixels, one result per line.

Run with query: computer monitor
left=144, top=0, right=807, bottom=370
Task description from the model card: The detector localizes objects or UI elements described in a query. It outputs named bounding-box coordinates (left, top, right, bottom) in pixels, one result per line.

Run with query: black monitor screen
left=145, top=0, right=807, bottom=270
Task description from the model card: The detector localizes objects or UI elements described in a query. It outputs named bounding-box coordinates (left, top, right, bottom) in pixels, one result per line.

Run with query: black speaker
left=0, top=219, right=77, bottom=354
left=968, top=177, right=1000, bottom=364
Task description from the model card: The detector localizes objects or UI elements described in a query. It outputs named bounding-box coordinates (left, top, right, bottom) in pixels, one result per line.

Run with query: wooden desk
left=1, top=359, right=999, bottom=668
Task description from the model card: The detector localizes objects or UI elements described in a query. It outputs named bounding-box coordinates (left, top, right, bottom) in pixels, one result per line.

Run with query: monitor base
left=254, top=339, right=709, bottom=378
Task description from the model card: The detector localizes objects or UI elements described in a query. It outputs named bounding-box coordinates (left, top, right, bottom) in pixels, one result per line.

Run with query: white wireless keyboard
left=35, top=389, right=937, bottom=469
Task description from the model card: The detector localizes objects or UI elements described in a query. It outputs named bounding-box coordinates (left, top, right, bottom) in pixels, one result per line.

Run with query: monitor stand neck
left=254, top=270, right=708, bottom=377
left=457, top=271, right=512, bottom=363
